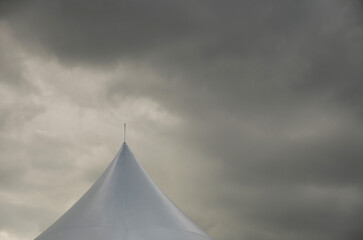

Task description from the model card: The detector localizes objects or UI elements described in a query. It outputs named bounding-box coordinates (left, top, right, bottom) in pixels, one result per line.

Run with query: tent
left=34, top=142, right=213, bottom=240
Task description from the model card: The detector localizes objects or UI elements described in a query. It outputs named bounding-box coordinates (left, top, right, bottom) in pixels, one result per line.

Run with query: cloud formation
left=1, top=1, right=363, bottom=240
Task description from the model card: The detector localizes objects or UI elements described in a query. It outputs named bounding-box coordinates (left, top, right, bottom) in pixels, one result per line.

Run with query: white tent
left=35, top=142, right=213, bottom=240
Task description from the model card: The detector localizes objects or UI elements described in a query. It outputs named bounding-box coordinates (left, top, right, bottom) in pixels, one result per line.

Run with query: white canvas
left=34, top=143, right=213, bottom=240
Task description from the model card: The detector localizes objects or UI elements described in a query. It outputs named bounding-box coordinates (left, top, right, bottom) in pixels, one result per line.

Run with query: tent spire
left=124, top=123, right=126, bottom=143
left=34, top=130, right=213, bottom=240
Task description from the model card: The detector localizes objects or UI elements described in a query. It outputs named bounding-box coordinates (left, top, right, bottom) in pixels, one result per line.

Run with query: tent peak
left=34, top=133, right=213, bottom=240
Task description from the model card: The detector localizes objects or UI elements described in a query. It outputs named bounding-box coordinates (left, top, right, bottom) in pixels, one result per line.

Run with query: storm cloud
left=1, top=1, right=363, bottom=240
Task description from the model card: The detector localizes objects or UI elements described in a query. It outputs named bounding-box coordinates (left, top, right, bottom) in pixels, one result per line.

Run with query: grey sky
left=1, top=1, right=363, bottom=240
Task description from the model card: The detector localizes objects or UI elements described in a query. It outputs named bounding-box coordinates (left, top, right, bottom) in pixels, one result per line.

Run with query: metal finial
left=124, top=123, right=126, bottom=142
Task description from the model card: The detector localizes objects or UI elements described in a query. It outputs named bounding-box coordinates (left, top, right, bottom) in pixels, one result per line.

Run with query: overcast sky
left=1, top=1, right=363, bottom=240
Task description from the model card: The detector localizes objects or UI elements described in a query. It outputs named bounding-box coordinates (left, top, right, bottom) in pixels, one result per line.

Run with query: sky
left=1, top=1, right=363, bottom=240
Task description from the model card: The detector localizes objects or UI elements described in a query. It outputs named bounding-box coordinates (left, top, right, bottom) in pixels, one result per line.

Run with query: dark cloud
left=1, top=1, right=363, bottom=240
left=3, top=0, right=205, bottom=65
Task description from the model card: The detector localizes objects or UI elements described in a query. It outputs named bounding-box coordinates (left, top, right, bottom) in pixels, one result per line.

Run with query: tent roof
left=35, top=143, right=213, bottom=240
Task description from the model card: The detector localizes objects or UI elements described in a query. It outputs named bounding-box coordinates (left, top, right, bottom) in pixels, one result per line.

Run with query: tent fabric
left=35, top=143, right=213, bottom=240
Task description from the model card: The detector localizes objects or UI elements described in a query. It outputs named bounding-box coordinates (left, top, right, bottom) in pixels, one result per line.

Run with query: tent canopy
left=35, top=142, right=213, bottom=240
